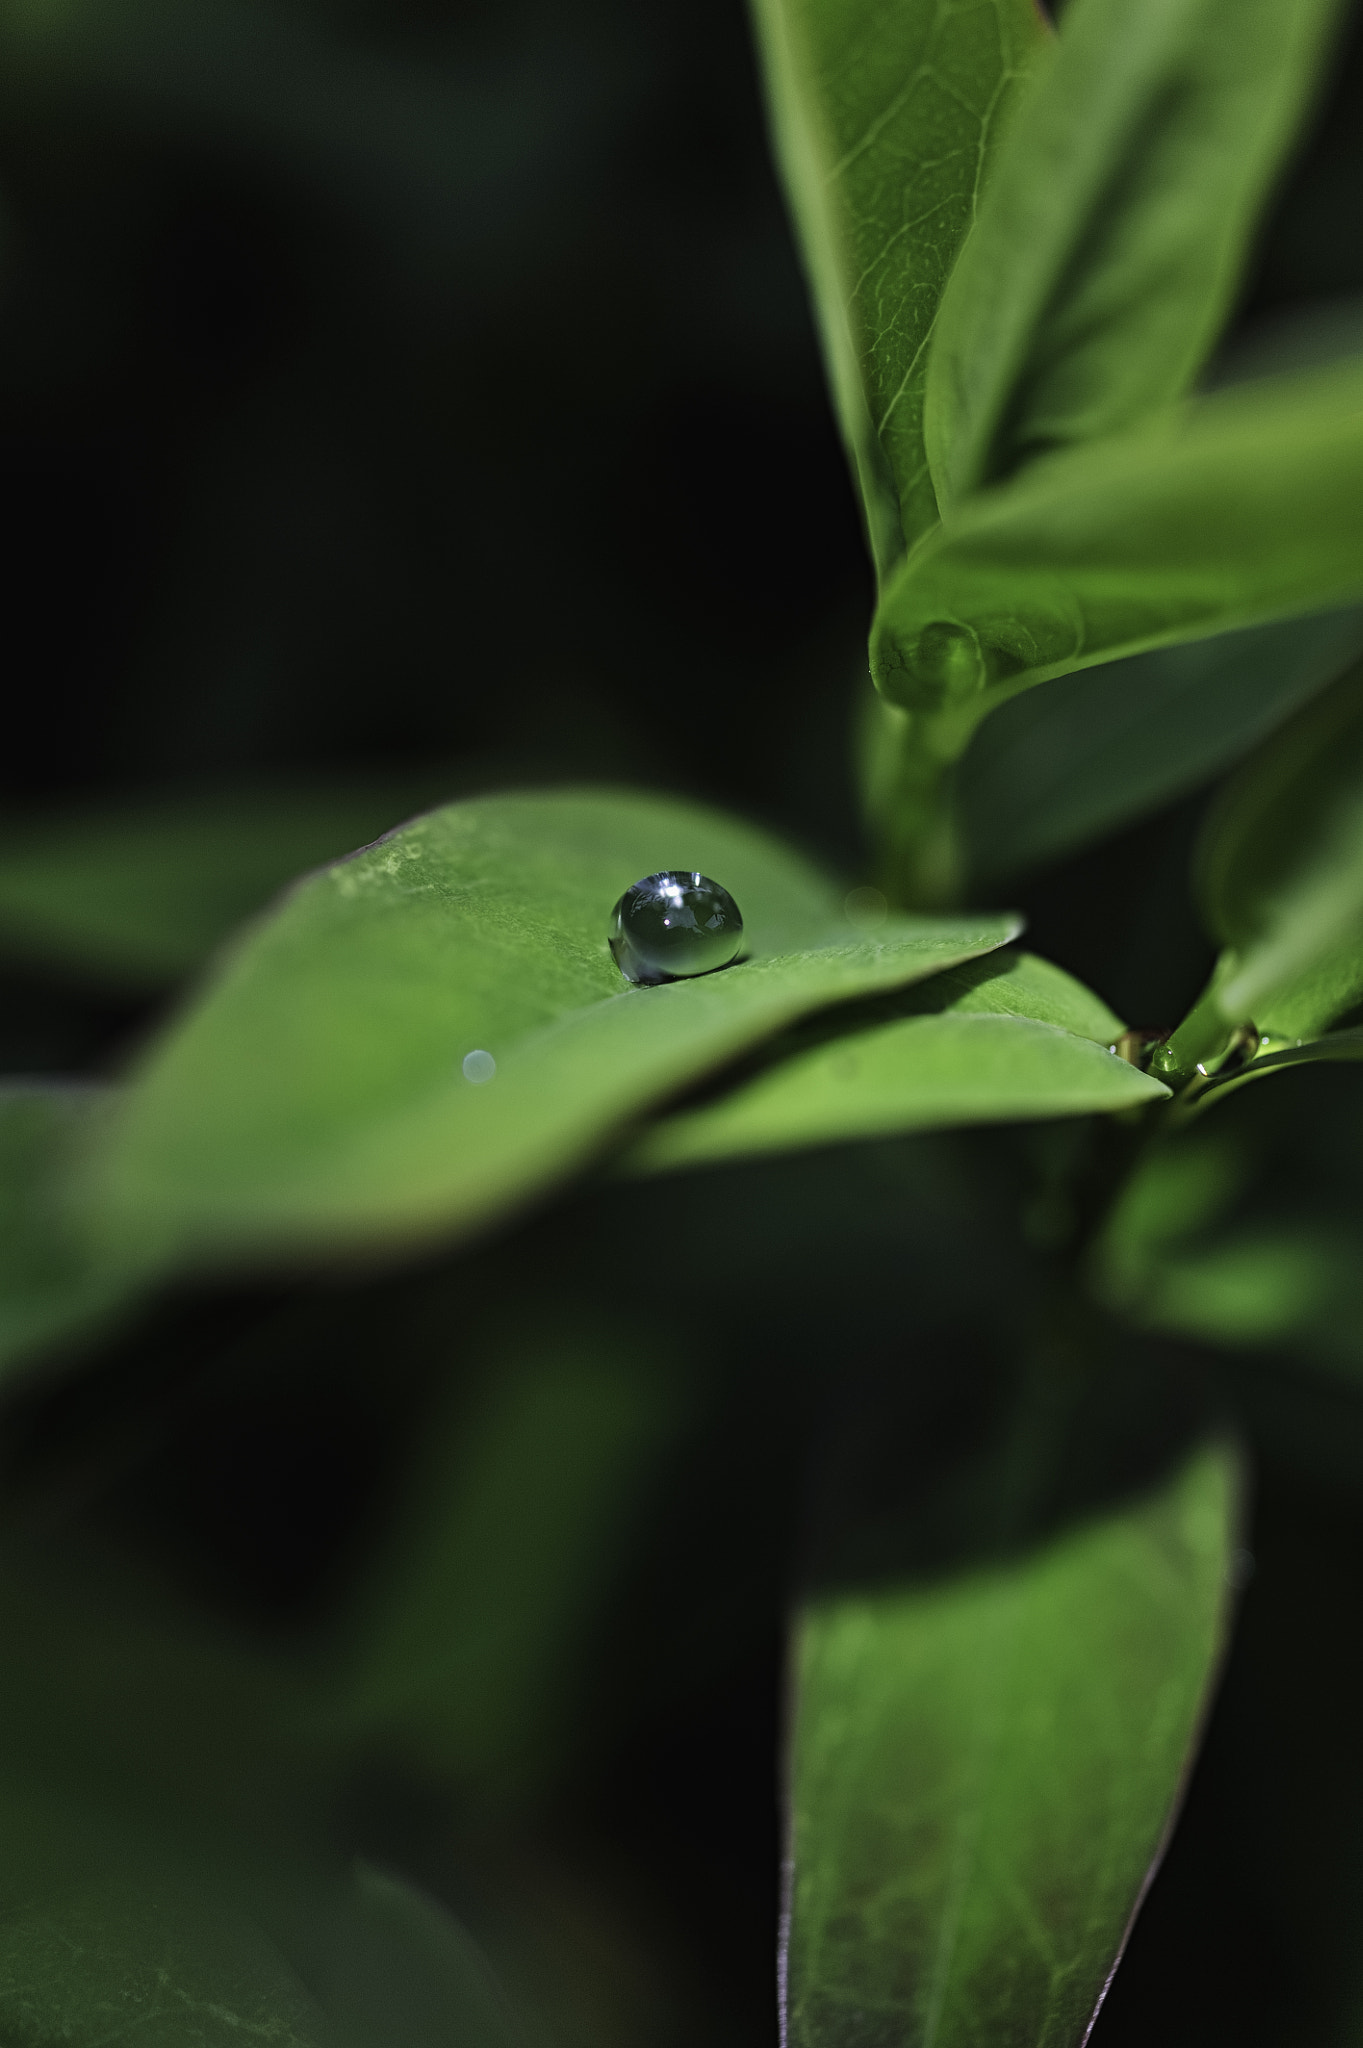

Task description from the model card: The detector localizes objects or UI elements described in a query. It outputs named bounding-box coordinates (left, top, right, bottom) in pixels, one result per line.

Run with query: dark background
left=3, top=1, right=1363, bottom=2041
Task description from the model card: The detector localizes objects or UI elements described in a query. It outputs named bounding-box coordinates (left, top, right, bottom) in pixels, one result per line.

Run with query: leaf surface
left=784, top=1441, right=1237, bottom=2048
left=85, top=788, right=1017, bottom=1267
left=338, top=1321, right=681, bottom=1799
left=957, top=610, right=1363, bottom=886
left=1195, top=664, right=1363, bottom=1037
left=627, top=949, right=1163, bottom=1172
left=873, top=359, right=1363, bottom=714
left=0, top=779, right=451, bottom=987
left=0, top=1083, right=131, bottom=1375
left=925, top=0, right=1343, bottom=505
left=0, top=1877, right=332, bottom=2048
left=748, top=0, right=1045, bottom=573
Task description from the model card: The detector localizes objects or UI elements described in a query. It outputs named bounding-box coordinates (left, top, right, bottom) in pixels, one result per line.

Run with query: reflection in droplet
left=610, top=871, right=744, bottom=985
left=462, top=1049, right=496, bottom=1084
left=844, top=885, right=888, bottom=930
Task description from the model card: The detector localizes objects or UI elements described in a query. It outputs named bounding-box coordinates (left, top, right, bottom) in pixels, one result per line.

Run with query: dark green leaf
left=748, top=0, right=1046, bottom=573
left=874, top=357, right=1363, bottom=715
left=1209, top=289, right=1363, bottom=386
left=784, top=1440, right=1237, bottom=2048
left=1218, top=1026, right=1363, bottom=1084
left=0, top=1859, right=543, bottom=2048
left=337, top=1321, right=682, bottom=1800
left=0, top=779, right=451, bottom=988
left=0, top=1083, right=132, bottom=1376
left=1091, top=1126, right=1363, bottom=1367
left=925, top=0, right=1343, bottom=505
left=83, top=789, right=1017, bottom=1269
left=627, top=949, right=1164, bottom=1173
left=957, top=611, right=1363, bottom=887
left=1110, top=1224, right=1357, bottom=1358
left=0, top=1875, right=332, bottom=2048
left=1194, top=663, right=1363, bottom=1038
left=1157, top=662, right=1363, bottom=1077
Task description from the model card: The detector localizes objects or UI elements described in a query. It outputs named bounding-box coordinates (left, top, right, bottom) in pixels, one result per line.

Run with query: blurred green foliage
left=4, top=0, right=1363, bottom=2042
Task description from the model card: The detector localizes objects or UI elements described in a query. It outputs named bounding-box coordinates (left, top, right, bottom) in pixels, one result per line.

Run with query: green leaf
left=0, top=1874, right=332, bottom=2048
left=957, top=610, right=1363, bottom=887
left=337, top=1320, right=682, bottom=1801
left=1223, top=1026, right=1363, bottom=1081
left=83, top=788, right=1017, bottom=1269
left=873, top=357, right=1363, bottom=716
left=0, top=1859, right=543, bottom=2048
left=0, top=779, right=451, bottom=989
left=1174, top=1026, right=1363, bottom=1116
left=0, top=1082, right=132, bottom=1375
left=1197, top=662, right=1363, bottom=1036
left=1112, top=1226, right=1356, bottom=1357
left=1157, top=661, right=1363, bottom=1078
left=924, top=0, right=1343, bottom=507
left=748, top=0, right=1046, bottom=574
left=1091, top=1126, right=1363, bottom=1366
left=784, top=1440, right=1238, bottom=2048
left=626, top=949, right=1164, bottom=1173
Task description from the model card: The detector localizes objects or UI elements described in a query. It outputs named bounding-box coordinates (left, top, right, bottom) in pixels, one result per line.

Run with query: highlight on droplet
left=462, top=1049, right=496, bottom=1084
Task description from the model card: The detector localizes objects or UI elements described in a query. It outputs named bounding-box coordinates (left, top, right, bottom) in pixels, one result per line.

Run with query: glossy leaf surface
left=925, top=0, right=1342, bottom=505
left=0, top=780, right=450, bottom=987
left=748, top=0, right=1045, bottom=573
left=873, top=359, right=1363, bottom=714
left=957, top=611, right=1363, bottom=886
left=86, top=789, right=1017, bottom=1268
left=785, top=1441, right=1237, bottom=2048
left=628, top=950, right=1163, bottom=1172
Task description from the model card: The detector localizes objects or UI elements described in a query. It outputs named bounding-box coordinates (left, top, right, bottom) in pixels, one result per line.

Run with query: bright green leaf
left=0, top=778, right=452, bottom=988
left=784, top=1440, right=1237, bottom=2048
left=626, top=949, right=1163, bottom=1173
left=957, top=610, right=1363, bottom=887
left=748, top=0, right=1046, bottom=574
left=83, top=788, right=1017, bottom=1269
left=925, top=0, right=1343, bottom=506
left=874, top=358, right=1363, bottom=717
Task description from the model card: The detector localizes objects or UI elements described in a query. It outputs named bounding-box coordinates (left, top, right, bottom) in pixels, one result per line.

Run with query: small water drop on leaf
left=462, top=1049, right=496, bottom=1083
left=609, top=871, right=744, bottom=985
left=844, top=885, right=888, bottom=929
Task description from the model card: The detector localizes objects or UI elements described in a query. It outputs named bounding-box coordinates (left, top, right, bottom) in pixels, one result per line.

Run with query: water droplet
left=610, top=870, right=744, bottom=985
left=462, top=1049, right=496, bottom=1084
left=1227, top=1547, right=1256, bottom=1591
left=844, top=885, right=888, bottom=930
